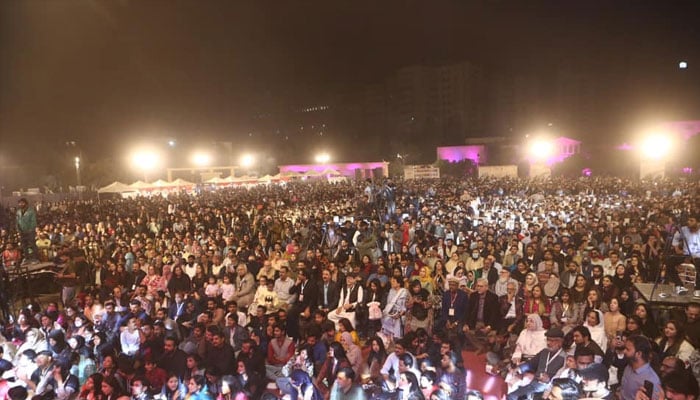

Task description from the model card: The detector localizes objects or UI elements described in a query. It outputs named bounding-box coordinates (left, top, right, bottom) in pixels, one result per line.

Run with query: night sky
left=1, top=1, right=699, bottom=174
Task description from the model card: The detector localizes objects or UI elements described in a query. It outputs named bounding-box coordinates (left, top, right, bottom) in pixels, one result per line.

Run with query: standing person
left=672, top=214, right=700, bottom=290
left=56, top=250, right=80, bottom=307
left=287, top=269, right=318, bottom=341
left=16, top=198, right=38, bottom=262
left=620, top=335, right=661, bottom=400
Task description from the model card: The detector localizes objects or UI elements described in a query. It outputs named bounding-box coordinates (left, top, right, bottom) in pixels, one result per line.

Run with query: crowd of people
left=0, top=176, right=698, bottom=400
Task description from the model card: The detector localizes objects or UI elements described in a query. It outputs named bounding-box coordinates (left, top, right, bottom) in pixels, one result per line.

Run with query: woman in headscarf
left=68, top=336, right=97, bottom=386
left=583, top=309, right=608, bottom=353
left=340, top=331, right=362, bottom=377
left=13, top=328, right=46, bottom=365
left=48, top=330, right=72, bottom=363
left=382, top=276, right=409, bottom=340
left=511, top=314, right=547, bottom=364
left=415, top=266, right=434, bottom=294
left=522, top=272, right=540, bottom=297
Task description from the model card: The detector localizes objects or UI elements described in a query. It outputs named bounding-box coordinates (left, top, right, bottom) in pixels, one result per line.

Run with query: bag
left=368, top=303, right=382, bottom=320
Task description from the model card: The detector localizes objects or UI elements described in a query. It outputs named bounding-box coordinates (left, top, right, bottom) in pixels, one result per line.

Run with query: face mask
left=472, top=253, right=479, bottom=259
left=74, top=320, right=83, bottom=328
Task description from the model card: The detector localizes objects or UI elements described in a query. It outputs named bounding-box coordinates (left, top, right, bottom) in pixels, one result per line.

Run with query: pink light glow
left=616, top=143, right=634, bottom=151
left=437, top=146, right=486, bottom=164
left=524, top=137, right=582, bottom=166
left=582, top=168, right=592, bottom=176
left=659, top=120, right=700, bottom=141
left=279, top=162, right=388, bottom=177
left=683, top=167, right=693, bottom=174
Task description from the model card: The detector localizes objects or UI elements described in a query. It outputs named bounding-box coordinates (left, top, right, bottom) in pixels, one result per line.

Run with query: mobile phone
left=644, top=380, right=654, bottom=396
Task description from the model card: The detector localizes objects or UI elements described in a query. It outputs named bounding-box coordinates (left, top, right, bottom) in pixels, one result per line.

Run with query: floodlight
left=640, top=134, right=672, bottom=159
left=529, top=139, right=554, bottom=160
left=240, top=154, right=255, bottom=168
left=315, top=153, right=330, bottom=163
left=131, top=150, right=159, bottom=171
left=192, top=152, right=212, bottom=167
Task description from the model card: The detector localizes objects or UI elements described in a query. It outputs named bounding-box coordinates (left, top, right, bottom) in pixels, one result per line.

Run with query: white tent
left=258, top=174, right=274, bottom=182
left=171, top=178, right=195, bottom=187
left=280, top=171, right=302, bottom=177
left=303, top=170, right=321, bottom=177
left=98, top=181, right=134, bottom=194
left=151, top=179, right=173, bottom=188
left=319, top=168, right=342, bottom=176
left=130, top=181, right=152, bottom=190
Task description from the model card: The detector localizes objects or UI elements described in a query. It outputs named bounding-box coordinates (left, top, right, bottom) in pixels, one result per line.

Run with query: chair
left=677, top=263, right=697, bottom=292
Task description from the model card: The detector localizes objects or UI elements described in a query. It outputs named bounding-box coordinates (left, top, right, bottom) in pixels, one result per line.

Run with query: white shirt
left=120, top=329, right=140, bottom=356
left=673, top=227, right=700, bottom=258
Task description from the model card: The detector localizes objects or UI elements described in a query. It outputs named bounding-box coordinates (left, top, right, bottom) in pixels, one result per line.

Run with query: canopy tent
left=171, top=178, right=195, bottom=186
left=129, top=181, right=152, bottom=190
left=319, top=168, right=342, bottom=176
left=97, top=181, right=134, bottom=194
left=279, top=171, right=302, bottom=177
left=258, top=174, right=275, bottom=182
left=151, top=179, right=174, bottom=188
left=302, top=170, right=321, bottom=177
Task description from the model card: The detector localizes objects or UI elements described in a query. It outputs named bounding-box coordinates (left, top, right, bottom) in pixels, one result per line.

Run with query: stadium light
left=315, top=153, right=330, bottom=163
left=528, top=139, right=554, bottom=160
left=131, top=149, right=160, bottom=181
left=240, top=154, right=255, bottom=168
left=74, top=157, right=81, bottom=187
left=192, top=152, right=212, bottom=167
left=640, top=134, right=673, bottom=160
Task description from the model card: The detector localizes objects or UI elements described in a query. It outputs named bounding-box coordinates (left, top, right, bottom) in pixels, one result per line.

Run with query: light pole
left=74, top=156, right=81, bottom=187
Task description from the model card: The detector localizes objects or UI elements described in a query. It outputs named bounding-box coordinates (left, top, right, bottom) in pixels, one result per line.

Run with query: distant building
left=437, top=136, right=581, bottom=166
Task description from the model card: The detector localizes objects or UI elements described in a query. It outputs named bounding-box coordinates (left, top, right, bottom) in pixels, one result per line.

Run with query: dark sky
left=1, top=1, right=699, bottom=161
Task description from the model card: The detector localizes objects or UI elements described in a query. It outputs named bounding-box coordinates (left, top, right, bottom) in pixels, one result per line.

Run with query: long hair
left=367, top=335, right=387, bottom=367
left=161, top=374, right=186, bottom=400
left=328, top=341, right=347, bottom=361
left=289, top=370, right=321, bottom=400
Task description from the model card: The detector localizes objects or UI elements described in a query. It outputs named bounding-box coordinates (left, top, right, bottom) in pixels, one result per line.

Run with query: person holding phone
left=620, top=335, right=661, bottom=400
